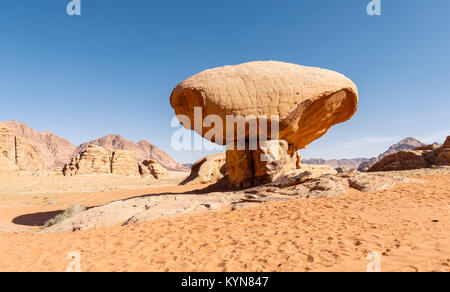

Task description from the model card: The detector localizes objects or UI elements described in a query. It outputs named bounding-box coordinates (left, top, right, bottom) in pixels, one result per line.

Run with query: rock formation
left=4, top=121, right=76, bottom=169
left=181, top=153, right=226, bottom=185
left=436, top=136, right=450, bottom=166
left=303, top=137, right=425, bottom=171
left=368, top=136, right=450, bottom=172
left=170, top=61, right=358, bottom=188
left=139, top=160, right=169, bottom=179
left=0, top=123, right=47, bottom=175
left=63, top=144, right=167, bottom=178
left=303, top=157, right=372, bottom=170
left=75, top=134, right=188, bottom=171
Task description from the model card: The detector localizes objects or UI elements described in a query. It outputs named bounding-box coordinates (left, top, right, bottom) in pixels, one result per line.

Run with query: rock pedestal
left=225, top=140, right=301, bottom=189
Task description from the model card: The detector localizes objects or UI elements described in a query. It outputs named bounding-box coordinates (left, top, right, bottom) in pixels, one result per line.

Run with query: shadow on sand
left=12, top=182, right=238, bottom=227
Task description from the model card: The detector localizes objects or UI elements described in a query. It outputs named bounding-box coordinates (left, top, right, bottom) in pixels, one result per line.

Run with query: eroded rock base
left=225, top=140, right=301, bottom=189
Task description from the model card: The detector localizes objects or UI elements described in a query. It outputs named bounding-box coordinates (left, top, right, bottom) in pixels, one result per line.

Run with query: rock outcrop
left=303, top=138, right=426, bottom=171
left=0, top=153, right=19, bottom=175
left=436, top=136, right=450, bottom=166
left=139, top=160, right=169, bottom=179
left=368, top=136, right=450, bottom=172
left=171, top=61, right=358, bottom=188
left=367, top=150, right=430, bottom=172
left=63, top=144, right=167, bottom=178
left=181, top=153, right=226, bottom=185
left=0, top=123, right=47, bottom=175
left=75, top=135, right=188, bottom=171
left=4, top=121, right=76, bottom=169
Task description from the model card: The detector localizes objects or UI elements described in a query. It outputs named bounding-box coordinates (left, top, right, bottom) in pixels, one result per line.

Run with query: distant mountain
left=75, top=134, right=188, bottom=171
left=182, top=163, right=193, bottom=169
left=4, top=121, right=76, bottom=169
left=302, top=158, right=371, bottom=169
left=377, top=137, right=424, bottom=160
left=303, top=137, right=426, bottom=171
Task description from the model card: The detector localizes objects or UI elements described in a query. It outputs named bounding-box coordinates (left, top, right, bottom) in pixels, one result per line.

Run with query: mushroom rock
left=170, top=61, right=359, bottom=188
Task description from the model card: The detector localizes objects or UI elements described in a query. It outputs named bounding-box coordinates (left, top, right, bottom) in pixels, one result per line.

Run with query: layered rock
left=75, top=135, right=188, bottom=171
left=0, top=123, right=46, bottom=175
left=63, top=144, right=167, bottom=178
left=111, top=150, right=140, bottom=176
left=170, top=61, right=358, bottom=188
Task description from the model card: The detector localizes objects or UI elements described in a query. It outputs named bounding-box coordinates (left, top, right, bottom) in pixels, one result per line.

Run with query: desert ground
left=0, top=169, right=449, bottom=272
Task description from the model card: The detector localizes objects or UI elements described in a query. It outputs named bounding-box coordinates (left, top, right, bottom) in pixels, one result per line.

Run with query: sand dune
left=0, top=172, right=448, bottom=272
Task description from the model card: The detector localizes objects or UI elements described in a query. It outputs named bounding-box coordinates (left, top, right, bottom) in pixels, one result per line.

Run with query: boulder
left=0, top=123, right=46, bottom=175
left=302, top=164, right=338, bottom=176
left=139, top=160, right=169, bottom=179
left=443, top=136, right=450, bottom=150
left=367, top=150, right=430, bottom=172
left=180, top=153, right=226, bottom=185
left=170, top=61, right=358, bottom=188
left=436, top=150, right=450, bottom=166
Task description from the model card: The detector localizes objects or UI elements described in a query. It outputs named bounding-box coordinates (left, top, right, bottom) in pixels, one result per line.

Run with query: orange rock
left=368, top=150, right=430, bottom=172
left=170, top=61, right=358, bottom=188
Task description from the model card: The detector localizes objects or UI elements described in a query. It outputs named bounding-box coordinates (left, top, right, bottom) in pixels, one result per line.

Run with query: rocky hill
left=0, top=123, right=47, bottom=175
left=4, top=121, right=76, bottom=169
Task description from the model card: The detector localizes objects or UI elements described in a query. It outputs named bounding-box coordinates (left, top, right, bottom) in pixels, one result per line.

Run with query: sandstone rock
left=436, top=150, right=450, bottom=166
left=0, top=153, right=19, bottom=175
left=302, top=164, right=338, bottom=176
left=139, top=160, right=169, bottom=179
left=413, top=144, right=442, bottom=151
left=170, top=61, right=358, bottom=188
left=64, top=144, right=111, bottom=176
left=443, top=136, right=450, bottom=150
left=181, top=153, right=226, bottom=185
left=0, top=123, right=46, bottom=175
left=224, top=140, right=302, bottom=188
left=4, top=121, right=76, bottom=169
left=63, top=144, right=168, bottom=178
left=367, top=150, right=430, bottom=172
left=111, top=150, right=140, bottom=176
left=75, top=134, right=188, bottom=171
left=171, top=61, right=358, bottom=149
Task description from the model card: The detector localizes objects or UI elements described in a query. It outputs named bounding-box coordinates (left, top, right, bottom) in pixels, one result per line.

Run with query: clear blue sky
left=1, top=0, right=449, bottom=163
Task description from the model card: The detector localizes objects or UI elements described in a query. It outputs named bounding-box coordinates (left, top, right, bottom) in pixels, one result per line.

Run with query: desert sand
left=0, top=169, right=449, bottom=272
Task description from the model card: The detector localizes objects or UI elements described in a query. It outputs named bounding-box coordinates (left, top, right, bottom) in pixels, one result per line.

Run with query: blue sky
left=0, top=0, right=449, bottom=163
